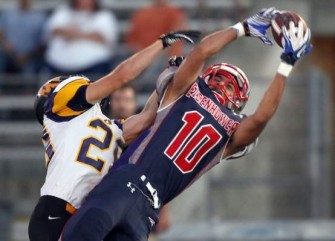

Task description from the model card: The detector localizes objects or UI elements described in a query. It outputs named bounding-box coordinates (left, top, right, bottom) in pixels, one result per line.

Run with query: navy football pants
left=61, top=176, right=159, bottom=241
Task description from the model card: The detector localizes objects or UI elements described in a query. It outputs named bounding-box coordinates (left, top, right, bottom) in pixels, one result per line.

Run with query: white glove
left=281, top=21, right=312, bottom=65
left=243, top=7, right=280, bottom=45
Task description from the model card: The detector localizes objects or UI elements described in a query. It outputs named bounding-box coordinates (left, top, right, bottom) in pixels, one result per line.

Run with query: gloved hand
left=242, top=7, right=280, bottom=45
left=168, top=56, right=184, bottom=67
left=159, top=30, right=201, bottom=48
left=280, top=21, right=312, bottom=65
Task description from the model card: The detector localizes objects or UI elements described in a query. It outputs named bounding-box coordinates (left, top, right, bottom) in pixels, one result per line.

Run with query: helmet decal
left=34, top=76, right=67, bottom=125
left=37, top=77, right=63, bottom=97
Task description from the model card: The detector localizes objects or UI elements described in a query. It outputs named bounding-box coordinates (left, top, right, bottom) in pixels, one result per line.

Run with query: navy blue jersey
left=127, top=78, right=244, bottom=204
left=111, top=129, right=150, bottom=170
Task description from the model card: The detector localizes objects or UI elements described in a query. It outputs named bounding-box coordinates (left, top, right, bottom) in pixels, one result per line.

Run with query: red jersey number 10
left=164, top=111, right=222, bottom=174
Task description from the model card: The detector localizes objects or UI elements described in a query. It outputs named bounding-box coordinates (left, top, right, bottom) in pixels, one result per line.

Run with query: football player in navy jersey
left=28, top=30, right=200, bottom=241
left=62, top=7, right=312, bottom=241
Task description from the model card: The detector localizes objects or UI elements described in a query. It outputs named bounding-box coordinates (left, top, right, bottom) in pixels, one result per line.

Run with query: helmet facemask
left=202, top=63, right=250, bottom=113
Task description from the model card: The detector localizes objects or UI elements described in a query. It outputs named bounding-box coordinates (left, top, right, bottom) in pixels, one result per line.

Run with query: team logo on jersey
left=127, top=182, right=135, bottom=193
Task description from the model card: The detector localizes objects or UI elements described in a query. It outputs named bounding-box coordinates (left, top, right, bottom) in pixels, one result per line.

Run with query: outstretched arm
left=165, top=28, right=237, bottom=102
left=122, top=91, right=159, bottom=146
left=224, top=20, right=312, bottom=157
left=224, top=73, right=287, bottom=157
left=165, top=8, right=279, bottom=103
left=85, top=31, right=200, bottom=104
left=86, top=41, right=163, bottom=104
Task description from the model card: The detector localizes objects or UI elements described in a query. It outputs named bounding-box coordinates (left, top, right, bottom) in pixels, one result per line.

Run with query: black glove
left=168, top=56, right=184, bottom=67
left=160, top=30, right=201, bottom=48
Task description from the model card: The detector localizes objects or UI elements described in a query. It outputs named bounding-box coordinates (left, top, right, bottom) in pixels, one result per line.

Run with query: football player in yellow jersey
left=28, top=30, right=200, bottom=241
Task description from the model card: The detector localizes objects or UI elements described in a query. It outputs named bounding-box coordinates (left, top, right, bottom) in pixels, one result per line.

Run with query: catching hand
left=243, top=7, right=280, bottom=45
left=160, top=30, right=201, bottom=48
left=281, top=21, right=312, bottom=65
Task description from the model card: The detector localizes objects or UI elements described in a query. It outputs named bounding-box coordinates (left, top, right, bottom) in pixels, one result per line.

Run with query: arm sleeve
left=156, top=66, right=177, bottom=102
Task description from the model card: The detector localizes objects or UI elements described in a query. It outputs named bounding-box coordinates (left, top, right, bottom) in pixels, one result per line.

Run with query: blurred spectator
left=0, top=0, right=46, bottom=75
left=43, top=0, right=118, bottom=80
left=126, top=0, right=187, bottom=57
left=125, top=0, right=187, bottom=92
left=109, top=85, right=138, bottom=119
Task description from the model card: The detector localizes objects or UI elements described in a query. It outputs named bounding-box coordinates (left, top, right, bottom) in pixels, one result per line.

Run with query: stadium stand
left=1, top=1, right=335, bottom=241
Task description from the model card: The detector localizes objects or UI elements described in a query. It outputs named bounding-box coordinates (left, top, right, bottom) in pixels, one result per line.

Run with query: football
left=271, top=11, right=308, bottom=48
